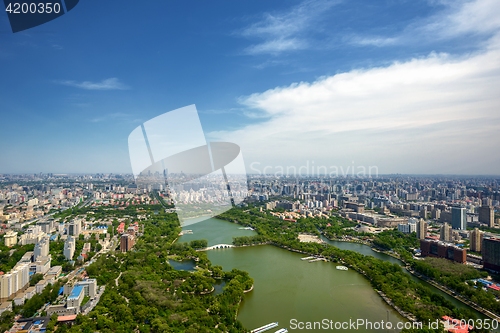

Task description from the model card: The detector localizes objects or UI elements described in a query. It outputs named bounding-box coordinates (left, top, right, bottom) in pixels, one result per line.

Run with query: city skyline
left=1, top=0, right=499, bottom=175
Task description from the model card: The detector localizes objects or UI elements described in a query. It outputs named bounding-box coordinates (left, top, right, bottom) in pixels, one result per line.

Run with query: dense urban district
left=0, top=173, right=500, bottom=332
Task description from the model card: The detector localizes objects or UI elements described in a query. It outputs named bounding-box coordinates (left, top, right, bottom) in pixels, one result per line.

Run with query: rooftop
left=68, top=285, right=84, bottom=300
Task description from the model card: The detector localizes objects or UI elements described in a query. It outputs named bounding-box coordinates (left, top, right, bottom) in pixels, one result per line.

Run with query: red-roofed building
left=449, top=328, right=471, bottom=333
left=57, top=315, right=77, bottom=322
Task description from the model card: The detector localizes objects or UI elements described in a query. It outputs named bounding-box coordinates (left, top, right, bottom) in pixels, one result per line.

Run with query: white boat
left=336, top=265, right=348, bottom=271
left=251, top=322, right=279, bottom=333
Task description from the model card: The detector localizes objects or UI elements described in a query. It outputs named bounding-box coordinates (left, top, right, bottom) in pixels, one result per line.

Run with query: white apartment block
left=64, top=236, right=76, bottom=260
left=3, top=231, right=18, bottom=247
left=0, top=263, right=30, bottom=301
left=34, top=237, right=50, bottom=260
left=19, top=226, right=45, bottom=245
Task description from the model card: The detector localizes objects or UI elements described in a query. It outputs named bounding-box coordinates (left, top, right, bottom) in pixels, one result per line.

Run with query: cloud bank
left=212, top=1, right=500, bottom=175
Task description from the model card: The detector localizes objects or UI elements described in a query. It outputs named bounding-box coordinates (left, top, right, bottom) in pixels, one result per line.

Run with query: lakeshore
left=177, top=216, right=499, bottom=331
left=178, top=217, right=406, bottom=332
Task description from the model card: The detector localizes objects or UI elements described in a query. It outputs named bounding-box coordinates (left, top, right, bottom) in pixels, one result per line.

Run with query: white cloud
left=239, top=0, right=338, bottom=55
left=245, top=38, right=307, bottom=55
left=57, top=78, right=129, bottom=90
left=210, top=40, right=500, bottom=175
left=424, top=0, right=500, bottom=37
left=350, top=0, right=500, bottom=48
left=347, top=36, right=398, bottom=47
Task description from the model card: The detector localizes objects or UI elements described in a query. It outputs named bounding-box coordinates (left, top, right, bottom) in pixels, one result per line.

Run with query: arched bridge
left=201, top=244, right=235, bottom=251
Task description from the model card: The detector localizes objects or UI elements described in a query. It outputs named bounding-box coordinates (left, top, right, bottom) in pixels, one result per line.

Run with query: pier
left=301, top=256, right=316, bottom=260
left=250, top=322, right=279, bottom=333
left=309, top=257, right=328, bottom=262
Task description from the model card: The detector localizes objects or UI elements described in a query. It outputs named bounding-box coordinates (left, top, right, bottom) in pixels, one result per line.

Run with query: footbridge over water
left=200, top=244, right=235, bottom=251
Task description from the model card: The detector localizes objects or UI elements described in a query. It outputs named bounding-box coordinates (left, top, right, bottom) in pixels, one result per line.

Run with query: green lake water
left=178, top=217, right=496, bottom=332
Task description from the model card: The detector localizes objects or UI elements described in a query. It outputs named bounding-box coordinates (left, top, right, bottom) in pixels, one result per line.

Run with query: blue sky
left=1, top=0, right=499, bottom=175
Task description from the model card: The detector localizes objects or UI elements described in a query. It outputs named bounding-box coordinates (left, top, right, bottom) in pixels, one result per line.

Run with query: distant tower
left=478, top=205, right=495, bottom=228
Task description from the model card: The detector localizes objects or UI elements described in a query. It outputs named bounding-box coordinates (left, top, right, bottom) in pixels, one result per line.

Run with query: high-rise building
left=482, top=198, right=493, bottom=207
left=4, top=231, right=17, bottom=247
left=127, top=226, right=136, bottom=236
left=36, top=220, right=54, bottom=234
left=14, top=263, right=29, bottom=293
left=0, top=274, right=12, bottom=301
left=64, top=237, right=76, bottom=260
left=470, top=228, right=483, bottom=252
left=482, top=238, right=500, bottom=272
left=451, top=207, right=466, bottom=230
left=120, top=234, right=135, bottom=252
left=478, top=206, right=495, bottom=228
left=440, top=223, right=453, bottom=242
left=68, top=220, right=81, bottom=237
left=398, top=220, right=417, bottom=234
left=431, top=208, right=441, bottom=220
left=0, top=263, right=30, bottom=302
left=34, top=237, right=49, bottom=261
left=419, top=207, right=427, bottom=219
left=19, top=226, right=44, bottom=245
left=417, top=219, right=427, bottom=240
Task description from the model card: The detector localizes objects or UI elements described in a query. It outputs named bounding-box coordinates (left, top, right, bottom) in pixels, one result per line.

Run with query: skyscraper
left=451, top=207, right=466, bottom=230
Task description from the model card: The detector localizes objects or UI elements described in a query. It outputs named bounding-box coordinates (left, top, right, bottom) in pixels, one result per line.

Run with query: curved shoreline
left=199, top=286, right=215, bottom=295
left=193, top=218, right=498, bottom=325
left=230, top=239, right=498, bottom=323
